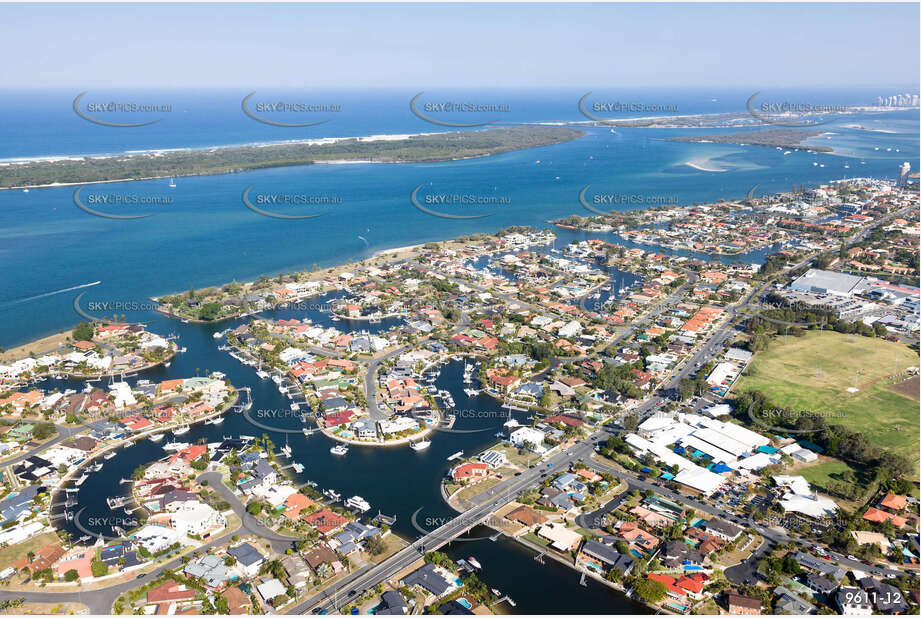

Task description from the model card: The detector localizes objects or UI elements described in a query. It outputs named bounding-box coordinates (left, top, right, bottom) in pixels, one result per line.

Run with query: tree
left=633, top=578, right=667, bottom=604
left=90, top=559, right=107, bottom=578
left=198, top=302, right=222, bottom=321
left=72, top=322, right=94, bottom=342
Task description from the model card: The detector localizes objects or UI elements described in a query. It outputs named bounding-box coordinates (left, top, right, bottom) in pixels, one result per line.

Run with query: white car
left=847, top=555, right=858, bottom=561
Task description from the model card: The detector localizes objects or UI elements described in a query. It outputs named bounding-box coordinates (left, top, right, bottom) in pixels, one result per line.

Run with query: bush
left=64, top=569, right=80, bottom=582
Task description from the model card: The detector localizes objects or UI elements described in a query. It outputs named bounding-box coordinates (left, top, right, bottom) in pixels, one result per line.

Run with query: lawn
left=0, top=531, right=59, bottom=570
left=734, top=331, right=920, bottom=466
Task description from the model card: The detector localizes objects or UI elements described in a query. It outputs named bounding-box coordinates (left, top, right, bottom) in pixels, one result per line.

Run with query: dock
left=447, top=450, right=464, bottom=461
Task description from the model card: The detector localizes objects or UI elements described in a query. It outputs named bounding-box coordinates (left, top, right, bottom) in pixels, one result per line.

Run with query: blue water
left=0, top=89, right=917, bottom=349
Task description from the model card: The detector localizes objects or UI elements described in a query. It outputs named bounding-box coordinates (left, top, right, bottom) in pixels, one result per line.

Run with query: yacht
left=272, top=375, right=283, bottom=384
left=173, top=425, right=190, bottom=436
left=212, top=331, right=224, bottom=339
left=323, top=489, right=342, bottom=502
left=467, top=556, right=482, bottom=570
left=207, top=416, right=224, bottom=425
left=410, top=439, right=431, bottom=451
left=103, top=451, right=118, bottom=460
left=256, top=370, right=270, bottom=379
left=163, top=441, right=189, bottom=451
left=280, top=444, right=292, bottom=458
left=290, top=402, right=300, bottom=411
left=345, top=496, right=371, bottom=512
left=149, top=433, right=165, bottom=442
left=330, top=444, right=349, bottom=456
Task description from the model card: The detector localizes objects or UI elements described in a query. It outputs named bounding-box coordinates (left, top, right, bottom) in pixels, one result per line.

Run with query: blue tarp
left=757, top=445, right=779, bottom=454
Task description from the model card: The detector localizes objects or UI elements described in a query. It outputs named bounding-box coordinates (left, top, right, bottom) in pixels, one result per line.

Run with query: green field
left=735, top=331, right=920, bottom=465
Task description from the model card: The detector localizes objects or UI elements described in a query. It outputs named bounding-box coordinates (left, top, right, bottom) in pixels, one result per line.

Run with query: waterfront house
left=661, top=540, right=703, bottom=569
left=401, top=563, right=455, bottom=598
left=504, top=505, right=547, bottom=530
left=537, top=522, right=583, bottom=552
left=450, top=462, right=489, bottom=483
left=577, top=539, right=634, bottom=575
left=303, top=508, right=349, bottom=536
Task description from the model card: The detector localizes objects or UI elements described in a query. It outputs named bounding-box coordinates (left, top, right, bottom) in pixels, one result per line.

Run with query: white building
left=509, top=427, right=547, bottom=453
left=169, top=502, right=226, bottom=537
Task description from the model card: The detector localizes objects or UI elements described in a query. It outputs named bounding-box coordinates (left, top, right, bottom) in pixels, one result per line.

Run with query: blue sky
left=1, top=3, right=918, bottom=89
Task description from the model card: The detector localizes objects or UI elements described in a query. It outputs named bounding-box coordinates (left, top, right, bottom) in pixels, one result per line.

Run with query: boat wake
left=0, top=280, right=101, bottom=309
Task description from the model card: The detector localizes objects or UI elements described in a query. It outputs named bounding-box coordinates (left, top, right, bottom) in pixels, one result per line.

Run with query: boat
left=163, top=441, right=189, bottom=451
left=168, top=177, right=176, bottom=188
left=292, top=463, right=304, bottom=473
left=290, top=402, right=300, bottom=411
left=468, top=556, right=482, bottom=570
left=103, top=451, right=117, bottom=460
left=345, top=496, right=371, bottom=512
left=410, top=439, right=431, bottom=451
left=272, top=375, right=283, bottom=384
left=74, top=474, right=88, bottom=486
left=149, top=433, right=165, bottom=442
left=280, top=445, right=292, bottom=457
left=302, top=428, right=312, bottom=436
left=330, top=444, right=349, bottom=456
left=173, top=425, right=190, bottom=436
left=207, top=416, right=224, bottom=425
left=256, top=370, right=270, bottom=379
left=212, top=331, right=223, bottom=339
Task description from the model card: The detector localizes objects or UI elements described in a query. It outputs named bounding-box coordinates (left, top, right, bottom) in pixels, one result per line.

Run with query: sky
left=0, top=3, right=918, bottom=89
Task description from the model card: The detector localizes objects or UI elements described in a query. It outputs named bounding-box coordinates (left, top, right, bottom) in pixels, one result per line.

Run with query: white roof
left=537, top=522, right=582, bottom=551
left=702, top=404, right=732, bottom=418
left=257, top=578, right=287, bottom=600
left=780, top=493, right=839, bottom=518
left=673, top=466, right=725, bottom=495
left=773, top=475, right=812, bottom=495
left=734, top=452, right=779, bottom=471
left=698, top=418, right=770, bottom=449
left=679, top=434, right=739, bottom=464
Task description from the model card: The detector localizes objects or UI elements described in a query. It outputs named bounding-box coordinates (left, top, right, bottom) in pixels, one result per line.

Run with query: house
left=859, top=578, right=910, bottom=614
left=376, top=590, right=408, bottom=615
left=226, top=543, right=264, bottom=577
left=303, top=508, right=349, bottom=536
left=256, top=578, right=287, bottom=605
left=402, top=563, right=455, bottom=598
left=184, top=554, right=230, bottom=589
left=478, top=450, right=509, bottom=469
left=835, top=587, right=874, bottom=615
left=304, top=545, right=340, bottom=577
left=282, top=555, right=310, bottom=588
left=577, top=539, right=634, bottom=575
left=451, top=462, right=489, bottom=483
left=704, top=518, right=743, bottom=542
left=793, top=552, right=845, bottom=580
left=773, top=586, right=816, bottom=615
left=537, top=522, right=582, bottom=552
left=661, top=541, right=703, bottom=569
left=726, top=593, right=761, bottom=615
left=12, top=541, right=65, bottom=573
left=223, top=586, right=251, bottom=615
left=146, top=580, right=196, bottom=608
left=803, top=572, right=837, bottom=596
left=504, top=505, right=547, bottom=529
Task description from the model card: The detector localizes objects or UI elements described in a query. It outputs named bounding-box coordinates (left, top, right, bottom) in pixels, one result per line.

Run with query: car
left=514, top=471, right=522, bottom=476
left=847, top=555, right=858, bottom=561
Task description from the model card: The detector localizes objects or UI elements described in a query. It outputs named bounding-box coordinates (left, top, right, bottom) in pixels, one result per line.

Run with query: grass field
left=735, top=331, right=920, bottom=466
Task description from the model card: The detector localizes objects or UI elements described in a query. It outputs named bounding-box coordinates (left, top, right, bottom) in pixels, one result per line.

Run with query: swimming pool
left=456, top=598, right=472, bottom=609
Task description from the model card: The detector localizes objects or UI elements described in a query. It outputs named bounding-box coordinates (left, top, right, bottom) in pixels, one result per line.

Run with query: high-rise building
left=898, top=162, right=911, bottom=186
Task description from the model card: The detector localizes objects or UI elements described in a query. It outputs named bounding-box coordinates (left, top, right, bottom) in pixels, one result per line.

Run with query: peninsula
left=0, top=126, right=585, bottom=190
left=667, top=127, right=833, bottom=151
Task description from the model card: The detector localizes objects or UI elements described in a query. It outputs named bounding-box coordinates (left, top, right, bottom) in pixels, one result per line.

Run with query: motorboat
left=330, top=444, right=349, bottom=456
left=410, top=439, right=431, bottom=451
left=345, top=496, right=371, bottom=512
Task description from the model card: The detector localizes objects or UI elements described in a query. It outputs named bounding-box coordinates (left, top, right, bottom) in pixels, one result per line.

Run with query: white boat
left=149, top=433, right=165, bottom=442
left=290, top=403, right=300, bottom=411
left=168, top=177, right=176, bottom=188
left=272, top=375, right=283, bottom=384
left=173, top=425, right=190, bottom=436
left=74, top=474, right=88, bottom=486
left=280, top=445, right=292, bottom=457
left=212, top=331, right=223, bottom=339
left=103, top=451, right=117, bottom=460
left=256, top=370, right=270, bottom=379
left=163, top=441, right=189, bottom=451
left=323, top=489, right=342, bottom=502
left=330, top=444, right=349, bottom=456
left=292, top=463, right=305, bottom=473
left=302, top=428, right=312, bottom=436
left=468, top=556, right=482, bottom=570
left=207, top=416, right=224, bottom=425
left=345, top=496, right=371, bottom=512
left=410, top=439, right=431, bottom=451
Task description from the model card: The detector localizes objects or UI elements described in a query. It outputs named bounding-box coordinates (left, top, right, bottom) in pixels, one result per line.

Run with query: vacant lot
left=735, top=331, right=919, bottom=466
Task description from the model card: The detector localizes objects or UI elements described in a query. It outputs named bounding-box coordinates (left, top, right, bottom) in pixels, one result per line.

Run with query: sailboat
left=168, top=177, right=176, bottom=188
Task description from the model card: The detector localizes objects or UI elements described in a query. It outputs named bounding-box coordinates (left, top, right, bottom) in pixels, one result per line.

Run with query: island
left=0, top=126, right=585, bottom=190
left=667, top=127, right=833, bottom=151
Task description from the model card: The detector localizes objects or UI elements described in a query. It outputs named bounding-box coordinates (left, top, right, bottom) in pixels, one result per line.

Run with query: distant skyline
left=0, top=3, right=918, bottom=89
